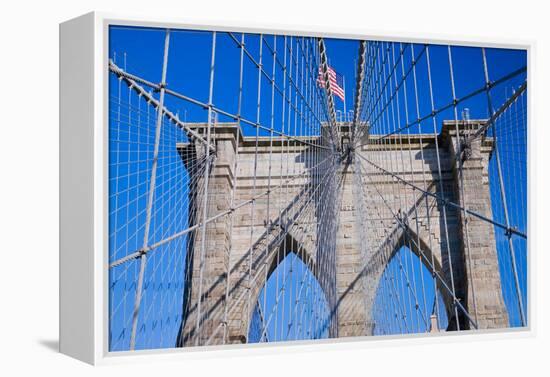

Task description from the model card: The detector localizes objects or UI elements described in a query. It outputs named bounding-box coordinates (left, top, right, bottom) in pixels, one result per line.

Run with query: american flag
left=317, top=65, right=345, bottom=101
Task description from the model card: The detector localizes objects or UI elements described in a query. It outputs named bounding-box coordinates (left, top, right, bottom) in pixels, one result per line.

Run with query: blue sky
left=109, top=26, right=526, bottom=132
left=108, top=25, right=527, bottom=350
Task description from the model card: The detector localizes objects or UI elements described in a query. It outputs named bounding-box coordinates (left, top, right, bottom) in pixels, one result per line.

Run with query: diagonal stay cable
left=228, top=33, right=328, bottom=133
left=356, top=156, right=479, bottom=330
left=466, top=81, right=527, bottom=142
left=355, top=65, right=527, bottom=147
left=109, top=153, right=334, bottom=268
left=354, top=42, right=411, bottom=144
left=110, top=61, right=215, bottom=152
left=109, top=61, right=329, bottom=151
left=356, top=153, right=527, bottom=239
left=351, top=41, right=367, bottom=145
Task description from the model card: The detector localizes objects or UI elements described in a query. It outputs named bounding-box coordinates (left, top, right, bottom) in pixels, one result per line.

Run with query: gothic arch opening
left=371, top=234, right=450, bottom=335
left=248, top=247, right=331, bottom=343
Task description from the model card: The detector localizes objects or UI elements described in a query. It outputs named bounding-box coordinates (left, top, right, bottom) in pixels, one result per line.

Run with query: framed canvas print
left=59, top=12, right=531, bottom=365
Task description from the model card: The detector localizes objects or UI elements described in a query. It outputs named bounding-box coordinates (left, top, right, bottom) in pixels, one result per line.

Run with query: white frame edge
left=59, top=11, right=535, bottom=365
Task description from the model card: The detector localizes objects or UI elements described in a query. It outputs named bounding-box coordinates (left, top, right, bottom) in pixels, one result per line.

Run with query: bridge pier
left=178, top=125, right=238, bottom=346
left=334, top=163, right=371, bottom=337
left=443, top=121, right=509, bottom=330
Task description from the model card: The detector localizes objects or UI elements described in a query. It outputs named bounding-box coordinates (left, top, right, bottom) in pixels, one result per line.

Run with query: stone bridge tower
left=177, top=120, right=509, bottom=346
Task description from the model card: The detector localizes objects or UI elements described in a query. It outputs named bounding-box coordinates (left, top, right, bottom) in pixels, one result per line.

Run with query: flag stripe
left=317, top=65, right=345, bottom=101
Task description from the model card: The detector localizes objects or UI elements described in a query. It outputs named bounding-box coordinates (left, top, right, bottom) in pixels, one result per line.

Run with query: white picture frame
left=59, top=11, right=533, bottom=365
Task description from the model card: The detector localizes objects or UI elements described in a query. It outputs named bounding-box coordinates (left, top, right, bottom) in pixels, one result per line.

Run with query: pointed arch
left=246, top=232, right=331, bottom=342
left=371, top=221, right=454, bottom=334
